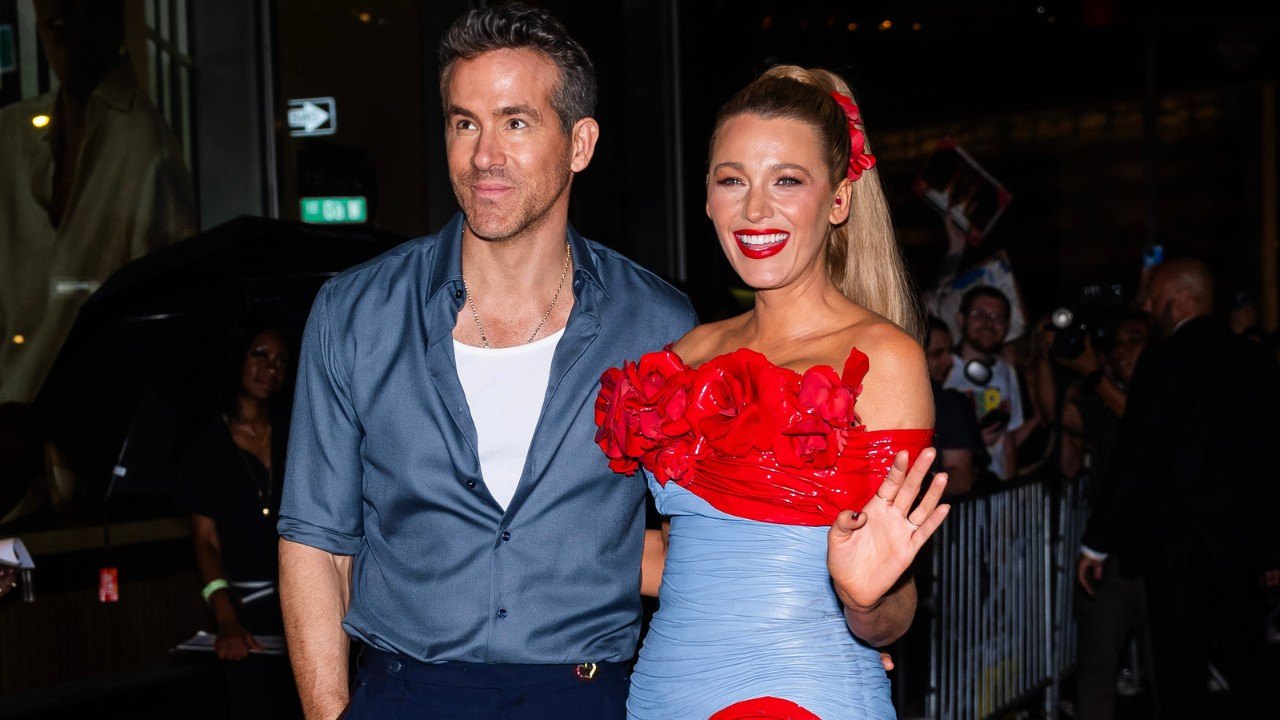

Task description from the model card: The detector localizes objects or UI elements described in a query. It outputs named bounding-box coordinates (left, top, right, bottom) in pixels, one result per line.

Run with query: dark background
left=262, top=0, right=1280, bottom=322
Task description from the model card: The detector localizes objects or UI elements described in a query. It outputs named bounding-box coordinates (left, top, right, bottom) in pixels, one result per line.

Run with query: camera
left=1048, top=283, right=1126, bottom=360
left=1049, top=307, right=1089, bottom=359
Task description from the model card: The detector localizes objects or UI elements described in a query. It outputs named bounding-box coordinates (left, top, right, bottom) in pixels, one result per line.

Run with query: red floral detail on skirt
left=710, top=696, right=822, bottom=720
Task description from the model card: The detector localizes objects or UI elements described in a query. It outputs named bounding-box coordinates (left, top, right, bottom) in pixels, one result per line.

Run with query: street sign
left=300, top=196, right=367, bottom=224
left=287, top=97, right=337, bottom=137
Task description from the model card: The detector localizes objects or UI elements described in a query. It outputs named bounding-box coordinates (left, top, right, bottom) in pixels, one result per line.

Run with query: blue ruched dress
left=626, top=478, right=897, bottom=720
left=593, top=347, right=930, bottom=719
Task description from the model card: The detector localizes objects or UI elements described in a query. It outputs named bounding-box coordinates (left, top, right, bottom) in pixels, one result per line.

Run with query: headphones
left=962, top=357, right=994, bottom=386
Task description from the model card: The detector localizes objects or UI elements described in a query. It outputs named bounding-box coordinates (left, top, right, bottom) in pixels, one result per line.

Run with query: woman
left=595, top=66, right=949, bottom=718
left=178, top=323, right=299, bottom=719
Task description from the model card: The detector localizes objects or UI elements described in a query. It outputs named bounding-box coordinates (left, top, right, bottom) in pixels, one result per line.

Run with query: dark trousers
left=1143, top=540, right=1271, bottom=720
left=342, top=648, right=629, bottom=719
left=1074, top=556, right=1152, bottom=720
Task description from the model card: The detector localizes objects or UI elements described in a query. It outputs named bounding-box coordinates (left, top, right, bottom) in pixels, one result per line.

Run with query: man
left=277, top=6, right=696, bottom=719
left=1078, top=260, right=1280, bottom=718
left=944, top=286, right=1024, bottom=480
left=924, top=316, right=982, bottom=496
left=1062, top=312, right=1153, bottom=720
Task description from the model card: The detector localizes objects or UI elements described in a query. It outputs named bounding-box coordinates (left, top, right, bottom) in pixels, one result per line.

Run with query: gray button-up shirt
left=278, top=213, right=697, bottom=664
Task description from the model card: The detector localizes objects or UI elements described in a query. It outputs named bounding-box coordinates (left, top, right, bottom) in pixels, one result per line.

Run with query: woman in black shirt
left=179, top=323, right=298, bottom=718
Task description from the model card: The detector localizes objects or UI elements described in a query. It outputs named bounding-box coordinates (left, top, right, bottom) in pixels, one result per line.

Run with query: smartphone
left=979, top=408, right=1010, bottom=429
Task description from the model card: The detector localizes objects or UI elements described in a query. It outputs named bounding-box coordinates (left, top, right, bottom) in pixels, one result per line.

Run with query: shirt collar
left=426, top=212, right=608, bottom=301
left=88, top=57, right=139, bottom=113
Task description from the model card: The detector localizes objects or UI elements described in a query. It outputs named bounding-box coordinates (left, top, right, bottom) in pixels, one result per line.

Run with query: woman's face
left=240, top=330, right=289, bottom=403
left=706, top=114, right=850, bottom=291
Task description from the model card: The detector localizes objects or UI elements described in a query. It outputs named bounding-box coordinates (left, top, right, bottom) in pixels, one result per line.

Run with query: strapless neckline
left=664, top=344, right=870, bottom=391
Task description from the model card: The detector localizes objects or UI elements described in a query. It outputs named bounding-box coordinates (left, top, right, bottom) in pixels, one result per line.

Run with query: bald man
left=1077, top=259, right=1280, bottom=718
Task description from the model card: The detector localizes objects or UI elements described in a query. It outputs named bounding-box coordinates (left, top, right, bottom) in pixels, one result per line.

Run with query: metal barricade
left=924, top=473, right=1091, bottom=720
left=1052, top=474, right=1091, bottom=687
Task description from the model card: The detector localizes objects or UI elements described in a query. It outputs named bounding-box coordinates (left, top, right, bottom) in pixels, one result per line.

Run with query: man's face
left=959, top=295, right=1010, bottom=355
left=444, top=48, right=576, bottom=242
left=1141, top=276, right=1180, bottom=337
left=925, top=327, right=954, bottom=385
left=1106, top=319, right=1148, bottom=385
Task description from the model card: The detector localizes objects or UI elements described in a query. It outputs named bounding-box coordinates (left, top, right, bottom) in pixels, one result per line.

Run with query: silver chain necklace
left=461, top=241, right=571, bottom=348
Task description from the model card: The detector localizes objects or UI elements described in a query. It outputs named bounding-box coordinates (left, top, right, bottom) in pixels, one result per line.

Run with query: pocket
left=337, top=681, right=367, bottom=720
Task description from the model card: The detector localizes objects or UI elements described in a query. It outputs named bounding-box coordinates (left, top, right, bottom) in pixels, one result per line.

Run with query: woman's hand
left=214, top=615, right=263, bottom=661
left=827, top=449, right=950, bottom=610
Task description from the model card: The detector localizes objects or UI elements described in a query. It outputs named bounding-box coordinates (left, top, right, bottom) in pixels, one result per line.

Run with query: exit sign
left=300, top=196, right=367, bottom=224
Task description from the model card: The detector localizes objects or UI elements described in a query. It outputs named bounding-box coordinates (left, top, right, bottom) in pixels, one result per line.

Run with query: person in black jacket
left=1078, top=259, right=1280, bottom=719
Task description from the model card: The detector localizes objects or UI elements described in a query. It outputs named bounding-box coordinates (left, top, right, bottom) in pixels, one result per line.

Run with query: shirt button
left=500, top=531, right=511, bottom=542
left=388, top=660, right=402, bottom=672
left=497, top=608, right=508, bottom=619
left=454, top=289, right=464, bottom=299
left=466, top=480, right=476, bottom=489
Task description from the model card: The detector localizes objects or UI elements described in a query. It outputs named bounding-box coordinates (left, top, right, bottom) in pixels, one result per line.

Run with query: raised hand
left=827, top=448, right=950, bottom=610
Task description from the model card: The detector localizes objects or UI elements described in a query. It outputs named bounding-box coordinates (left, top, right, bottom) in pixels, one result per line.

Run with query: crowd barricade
left=922, top=473, right=1091, bottom=720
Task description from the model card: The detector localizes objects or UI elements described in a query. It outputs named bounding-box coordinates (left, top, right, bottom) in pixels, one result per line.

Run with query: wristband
left=202, top=578, right=230, bottom=605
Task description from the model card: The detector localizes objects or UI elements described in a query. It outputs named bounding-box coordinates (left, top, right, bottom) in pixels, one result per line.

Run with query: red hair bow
left=829, top=91, right=876, bottom=181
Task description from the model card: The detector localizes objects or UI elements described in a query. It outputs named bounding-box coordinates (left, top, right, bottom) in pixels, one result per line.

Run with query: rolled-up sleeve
left=278, top=284, right=364, bottom=555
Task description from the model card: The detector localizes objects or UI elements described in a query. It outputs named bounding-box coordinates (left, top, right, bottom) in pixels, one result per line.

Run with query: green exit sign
left=300, top=196, right=367, bottom=224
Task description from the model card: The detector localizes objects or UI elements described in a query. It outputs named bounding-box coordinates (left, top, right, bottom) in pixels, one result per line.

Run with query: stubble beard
left=454, top=163, right=573, bottom=243
left=963, top=329, right=1003, bottom=357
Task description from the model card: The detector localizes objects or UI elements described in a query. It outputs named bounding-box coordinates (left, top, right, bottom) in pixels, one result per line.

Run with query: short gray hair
left=437, top=3, right=596, bottom=135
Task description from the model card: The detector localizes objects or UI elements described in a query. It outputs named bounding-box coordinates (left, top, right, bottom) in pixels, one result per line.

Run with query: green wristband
left=201, top=578, right=229, bottom=605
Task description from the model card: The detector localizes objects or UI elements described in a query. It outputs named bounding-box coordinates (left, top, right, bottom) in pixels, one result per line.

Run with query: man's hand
left=979, top=423, right=1006, bottom=448
left=1055, top=336, right=1100, bottom=377
left=943, top=211, right=967, bottom=254
left=1077, top=555, right=1105, bottom=596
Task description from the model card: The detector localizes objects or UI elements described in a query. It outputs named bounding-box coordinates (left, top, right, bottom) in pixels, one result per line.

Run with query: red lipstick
left=733, top=228, right=790, bottom=259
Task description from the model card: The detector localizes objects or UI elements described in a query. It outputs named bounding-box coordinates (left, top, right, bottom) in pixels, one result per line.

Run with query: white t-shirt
left=453, top=329, right=564, bottom=509
left=943, top=354, right=1024, bottom=480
